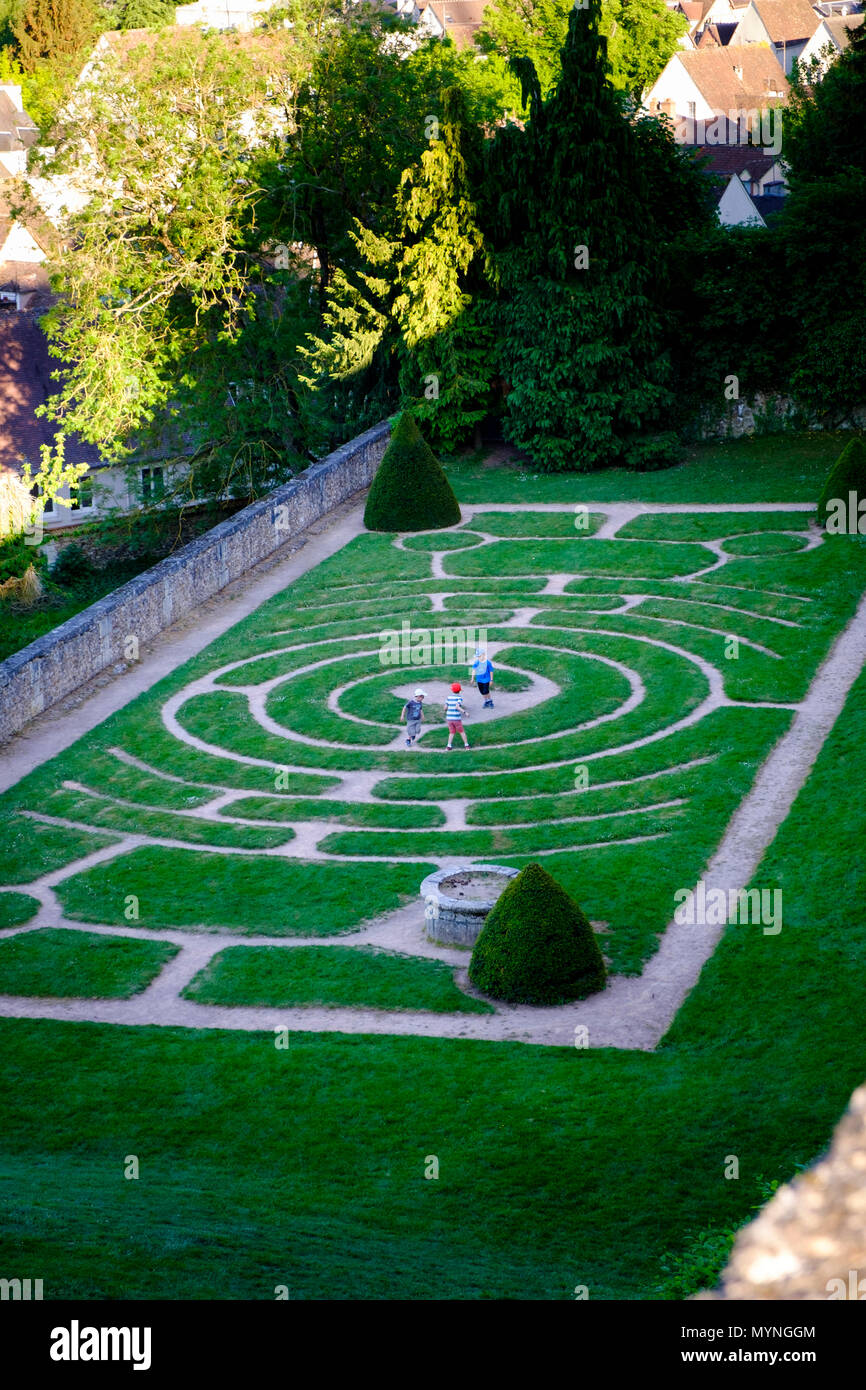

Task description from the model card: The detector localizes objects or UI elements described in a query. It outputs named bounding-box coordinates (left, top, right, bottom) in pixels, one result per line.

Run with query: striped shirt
left=445, top=694, right=464, bottom=720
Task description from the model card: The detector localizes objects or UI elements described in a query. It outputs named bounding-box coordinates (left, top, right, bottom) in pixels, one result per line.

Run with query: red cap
left=451, top=682, right=461, bottom=693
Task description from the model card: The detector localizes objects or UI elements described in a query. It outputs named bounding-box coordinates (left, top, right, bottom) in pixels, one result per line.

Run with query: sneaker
left=405, top=738, right=411, bottom=746
left=446, top=745, right=453, bottom=751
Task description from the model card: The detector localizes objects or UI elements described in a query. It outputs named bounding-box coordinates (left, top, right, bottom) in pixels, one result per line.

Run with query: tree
left=817, top=438, right=866, bottom=530
left=253, top=8, right=515, bottom=312
left=304, top=85, right=496, bottom=452
left=363, top=411, right=461, bottom=531
left=477, top=0, right=687, bottom=99
left=482, top=3, right=712, bottom=472
left=34, top=27, right=310, bottom=497
left=468, top=862, right=606, bottom=1004
left=117, top=0, right=175, bottom=28
left=777, top=27, right=866, bottom=420
left=12, top=0, right=97, bottom=69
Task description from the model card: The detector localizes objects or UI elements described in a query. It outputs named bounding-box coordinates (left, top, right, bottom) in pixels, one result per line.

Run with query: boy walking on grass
left=401, top=689, right=426, bottom=746
left=445, top=682, right=469, bottom=750
left=470, top=648, right=495, bottom=708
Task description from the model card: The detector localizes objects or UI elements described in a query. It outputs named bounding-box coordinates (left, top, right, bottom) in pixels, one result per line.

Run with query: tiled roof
left=419, top=0, right=486, bottom=44
left=692, top=143, right=782, bottom=178
left=0, top=89, right=39, bottom=151
left=0, top=181, right=60, bottom=261
left=825, top=12, right=865, bottom=43
left=752, top=0, right=823, bottom=41
left=0, top=314, right=98, bottom=474
left=679, top=1, right=715, bottom=23
left=676, top=45, right=789, bottom=106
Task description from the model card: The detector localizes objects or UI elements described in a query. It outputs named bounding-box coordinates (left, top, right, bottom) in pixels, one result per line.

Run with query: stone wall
left=0, top=420, right=390, bottom=745
left=703, top=1080, right=866, bottom=1300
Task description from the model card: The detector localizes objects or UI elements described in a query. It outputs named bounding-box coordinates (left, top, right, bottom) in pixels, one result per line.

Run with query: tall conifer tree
left=484, top=2, right=711, bottom=472
left=304, top=87, right=495, bottom=452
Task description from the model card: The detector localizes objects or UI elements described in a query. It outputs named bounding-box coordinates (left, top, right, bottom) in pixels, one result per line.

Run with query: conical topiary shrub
left=468, top=863, right=606, bottom=1005
left=364, top=412, right=461, bottom=532
left=817, top=437, right=866, bottom=531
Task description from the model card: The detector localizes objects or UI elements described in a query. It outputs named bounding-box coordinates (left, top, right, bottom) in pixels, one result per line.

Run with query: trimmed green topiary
left=817, top=437, right=866, bottom=530
left=364, top=412, right=461, bottom=532
left=468, top=862, right=606, bottom=1005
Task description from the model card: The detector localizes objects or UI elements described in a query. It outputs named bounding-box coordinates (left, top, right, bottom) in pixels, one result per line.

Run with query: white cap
left=414, top=689, right=426, bottom=698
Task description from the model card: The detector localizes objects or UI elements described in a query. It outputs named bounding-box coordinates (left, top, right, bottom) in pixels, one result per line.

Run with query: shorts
left=447, top=720, right=464, bottom=734
left=477, top=681, right=490, bottom=695
left=406, top=719, right=422, bottom=739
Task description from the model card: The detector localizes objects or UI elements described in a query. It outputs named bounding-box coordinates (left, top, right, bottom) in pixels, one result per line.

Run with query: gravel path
left=1, top=497, right=859, bottom=1050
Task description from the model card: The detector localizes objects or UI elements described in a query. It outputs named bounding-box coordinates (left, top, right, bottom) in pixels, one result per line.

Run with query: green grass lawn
left=444, top=432, right=848, bottom=504
left=0, top=444, right=864, bottom=1299
left=183, top=944, right=492, bottom=1014
left=0, top=929, right=178, bottom=998
left=56, top=850, right=436, bottom=936
left=0, top=661, right=863, bottom=1299
left=0, top=892, right=41, bottom=928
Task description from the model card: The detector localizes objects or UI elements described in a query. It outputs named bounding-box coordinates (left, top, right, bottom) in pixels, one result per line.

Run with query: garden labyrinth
left=2, top=501, right=866, bottom=1047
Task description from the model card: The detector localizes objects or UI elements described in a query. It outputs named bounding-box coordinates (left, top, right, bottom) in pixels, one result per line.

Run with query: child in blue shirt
left=470, top=649, right=495, bottom=708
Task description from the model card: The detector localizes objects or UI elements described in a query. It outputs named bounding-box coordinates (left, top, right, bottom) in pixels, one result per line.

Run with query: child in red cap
left=444, top=682, right=469, bottom=750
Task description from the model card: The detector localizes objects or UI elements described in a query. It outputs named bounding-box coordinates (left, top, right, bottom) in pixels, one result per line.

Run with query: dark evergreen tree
left=469, top=863, right=606, bottom=1004
left=482, top=2, right=713, bottom=472
left=779, top=28, right=866, bottom=421
left=12, top=0, right=97, bottom=68
left=363, top=411, right=461, bottom=532
left=817, top=437, right=866, bottom=530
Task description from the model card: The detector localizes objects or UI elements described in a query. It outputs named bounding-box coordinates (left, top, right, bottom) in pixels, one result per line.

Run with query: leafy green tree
left=0, top=0, right=26, bottom=48
left=477, top=0, right=687, bottom=98
left=254, top=8, right=517, bottom=311
left=483, top=3, right=712, bottom=472
left=117, top=0, right=174, bottom=28
left=778, top=26, right=866, bottom=419
left=304, top=86, right=496, bottom=451
left=35, top=27, right=317, bottom=497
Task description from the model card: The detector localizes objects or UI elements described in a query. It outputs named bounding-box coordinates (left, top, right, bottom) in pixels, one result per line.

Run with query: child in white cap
left=401, top=689, right=426, bottom=746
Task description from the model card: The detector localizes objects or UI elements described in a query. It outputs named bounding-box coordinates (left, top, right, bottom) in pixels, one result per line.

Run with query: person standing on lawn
left=401, top=689, right=426, bottom=747
left=470, top=648, right=495, bottom=708
left=444, top=682, right=469, bottom=750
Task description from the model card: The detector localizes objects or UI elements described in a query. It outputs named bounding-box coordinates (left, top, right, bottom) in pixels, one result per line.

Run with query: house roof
left=750, top=0, right=823, bottom=42
left=825, top=12, right=865, bottom=44
left=750, top=191, right=786, bottom=221
left=696, top=19, right=740, bottom=43
left=419, top=0, right=486, bottom=45
left=0, top=87, right=39, bottom=153
left=692, top=143, right=782, bottom=178
left=0, top=315, right=100, bottom=475
left=0, top=180, right=61, bottom=261
left=679, top=1, right=715, bottom=25
left=675, top=46, right=789, bottom=106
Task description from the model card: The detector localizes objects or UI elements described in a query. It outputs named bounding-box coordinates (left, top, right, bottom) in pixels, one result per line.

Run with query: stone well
left=420, top=864, right=520, bottom=947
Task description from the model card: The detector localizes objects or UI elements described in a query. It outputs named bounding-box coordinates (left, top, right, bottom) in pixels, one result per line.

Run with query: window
left=31, top=482, right=53, bottom=513
left=141, top=467, right=165, bottom=501
left=70, top=476, right=93, bottom=510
